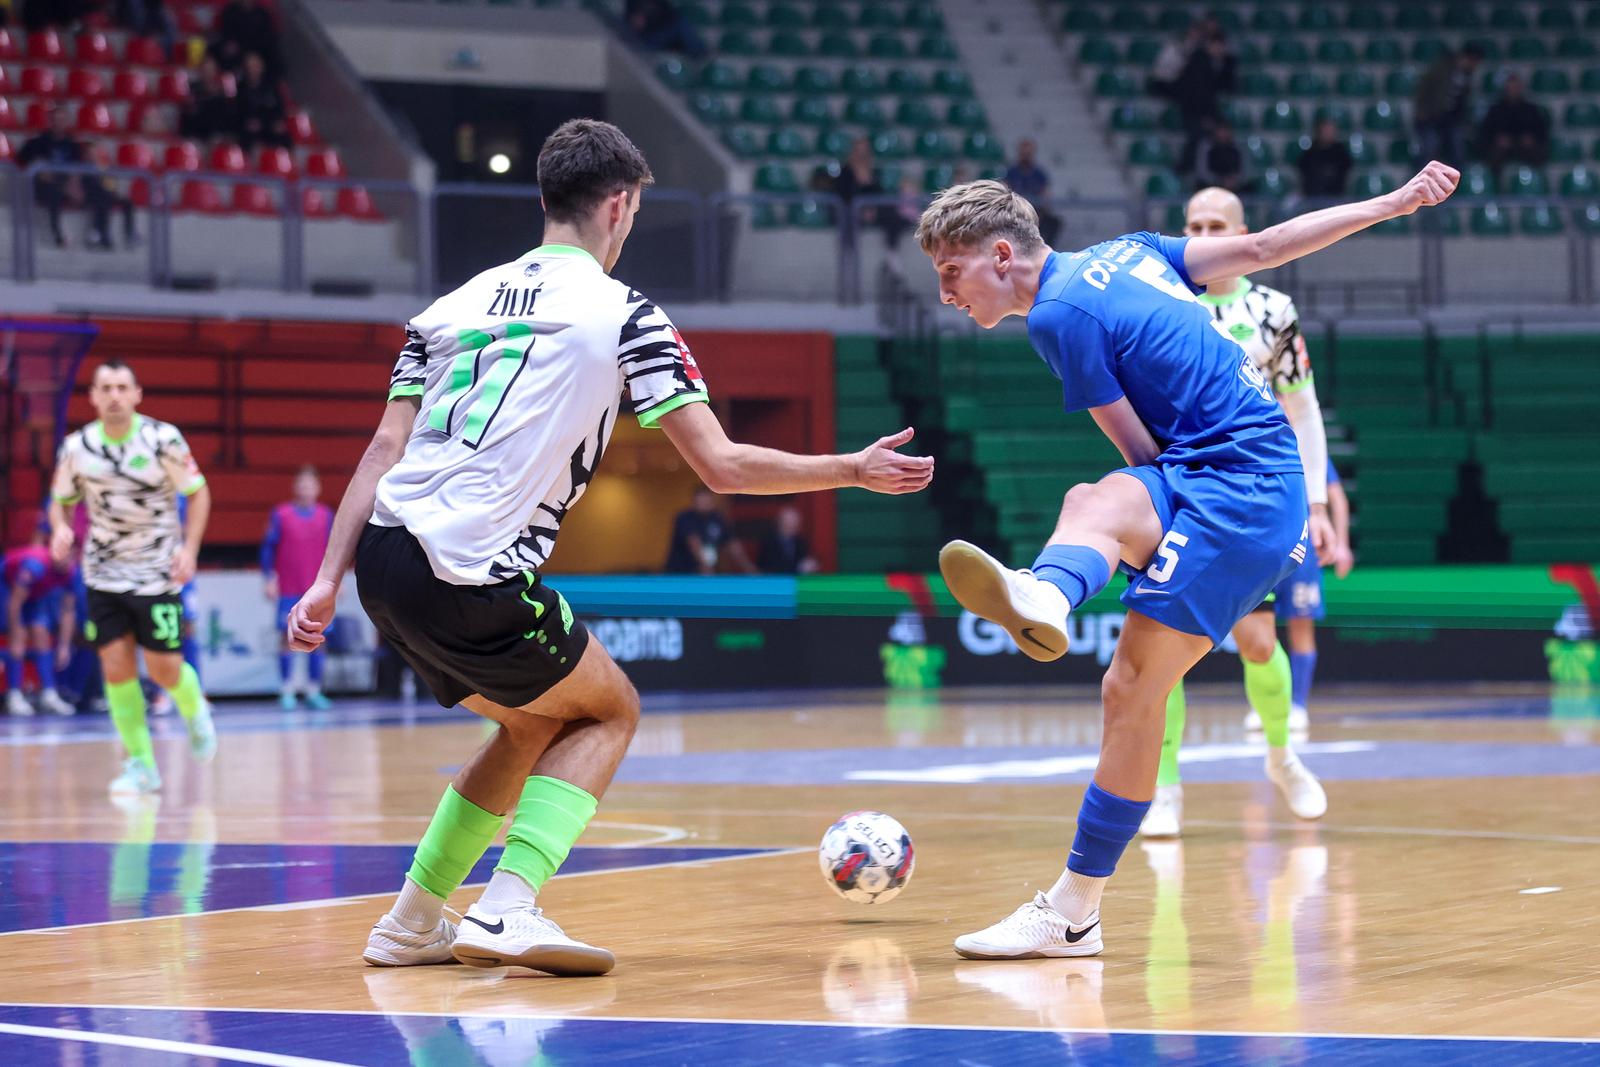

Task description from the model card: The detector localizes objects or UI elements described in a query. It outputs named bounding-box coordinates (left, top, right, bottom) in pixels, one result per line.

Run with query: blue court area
left=0, top=843, right=775, bottom=935
left=0, top=1005, right=1595, bottom=1066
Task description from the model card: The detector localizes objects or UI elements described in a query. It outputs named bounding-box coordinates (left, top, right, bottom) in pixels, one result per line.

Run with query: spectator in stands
left=20, top=0, right=85, bottom=31
left=84, top=144, right=140, bottom=250
left=1413, top=43, right=1484, bottom=168
left=664, top=488, right=754, bottom=575
left=19, top=107, right=88, bottom=248
left=1149, top=23, right=1205, bottom=101
left=833, top=136, right=889, bottom=245
left=886, top=174, right=925, bottom=252
left=1193, top=120, right=1247, bottom=193
left=624, top=0, right=705, bottom=57
left=1004, top=138, right=1062, bottom=246
left=758, top=505, right=818, bottom=575
left=236, top=52, right=290, bottom=152
left=1296, top=118, right=1355, bottom=199
left=1175, top=25, right=1235, bottom=174
left=214, top=0, right=281, bottom=76
left=1478, top=73, right=1550, bottom=176
left=180, top=57, right=240, bottom=143
left=116, top=0, right=176, bottom=56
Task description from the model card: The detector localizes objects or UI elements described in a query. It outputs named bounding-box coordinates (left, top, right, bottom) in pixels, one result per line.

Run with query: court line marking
left=0, top=1022, right=357, bottom=1066
left=2, top=1003, right=1596, bottom=1047
left=0, top=848, right=806, bottom=935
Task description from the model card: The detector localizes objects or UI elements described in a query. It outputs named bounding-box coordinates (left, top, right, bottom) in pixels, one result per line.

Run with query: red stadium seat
left=178, top=179, right=225, bottom=213
left=231, top=182, right=277, bottom=216
left=126, top=36, right=168, bottom=67
left=21, top=67, right=60, bottom=97
left=256, top=145, right=295, bottom=179
left=304, top=148, right=345, bottom=179
left=76, top=31, right=114, bottom=65
left=0, top=66, right=9, bottom=94
left=158, top=70, right=190, bottom=103
left=300, top=187, right=333, bottom=217
left=117, top=142, right=155, bottom=170
left=286, top=110, right=316, bottom=145
left=24, top=101, right=51, bottom=130
left=0, top=134, right=12, bottom=162
left=27, top=29, right=65, bottom=62
left=129, top=177, right=153, bottom=207
left=209, top=142, right=247, bottom=173
left=176, top=7, right=209, bottom=35
left=113, top=70, right=151, bottom=101
left=336, top=186, right=380, bottom=220
left=76, top=102, right=113, bottom=134
left=0, top=29, right=18, bottom=61
left=67, top=68, right=107, bottom=100
left=0, top=103, right=13, bottom=131
left=164, top=140, right=202, bottom=172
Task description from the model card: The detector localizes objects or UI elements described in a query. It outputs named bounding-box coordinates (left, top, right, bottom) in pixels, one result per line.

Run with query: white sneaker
left=185, top=699, right=217, bottom=763
left=363, top=911, right=461, bottom=967
left=452, top=903, right=615, bottom=976
left=37, top=688, right=74, bottom=717
left=953, top=892, right=1103, bottom=960
left=1242, top=707, right=1262, bottom=733
left=1289, top=704, right=1310, bottom=732
left=939, top=540, right=1072, bottom=662
left=1266, top=748, right=1327, bottom=820
left=150, top=691, right=174, bottom=716
left=7, top=690, right=35, bottom=717
left=109, top=757, right=161, bottom=796
left=1139, top=784, right=1183, bottom=838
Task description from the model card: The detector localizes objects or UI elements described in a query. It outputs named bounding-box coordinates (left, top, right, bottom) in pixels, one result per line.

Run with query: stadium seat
left=896, top=99, right=937, bottom=129
left=858, top=5, right=899, bottom=29
left=1061, top=7, right=1103, bottom=32
left=113, top=70, right=151, bottom=101
left=1575, top=204, right=1600, bottom=232
left=209, top=143, right=247, bottom=173
left=1156, top=7, right=1190, bottom=32
left=158, top=71, right=190, bottom=103
left=815, top=128, right=851, bottom=157
left=1539, top=4, right=1578, bottom=29
left=817, top=31, right=857, bottom=58
left=1505, top=166, right=1547, bottom=197
left=1126, top=38, right=1161, bottom=65
left=1385, top=69, right=1419, bottom=97
left=790, top=97, right=832, bottom=126
left=766, top=3, right=804, bottom=28
left=871, top=129, right=909, bottom=160
left=1238, top=71, right=1279, bottom=97
left=1262, top=101, right=1302, bottom=131
left=1243, top=134, right=1275, bottom=168
left=178, top=179, right=225, bottom=213
left=1551, top=137, right=1583, bottom=163
left=1441, top=5, right=1482, bottom=29
left=918, top=34, right=957, bottom=61
left=257, top=146, right=296, bottom=179
left=720, top=127, right=760, bottom=158
left=1299, top=6, right=1338, bottom=31
left=717, top=30, right=758, bottom=56
left=655, top=57, right=690, bottom=90
left=887, top=68, right=929, bottom=95
left=1337, top=71, right=1376, bottom=97
left=1509, top=37, right=1549, bottom=60
left=1581, top=69, right=1600, bottom=94
left=0, top=133, right=12, bottom=162
left=1349, top=171, right=1395, bottom=197
left=868, top=33, right=908, bottom=60
left=719, top=3, right=758, bottom=28
left=812, top=4, right=850, bottom=30
left=768, top=31, right=809, bottom=57
left=116, top=142, right=154, bottom=171
left=841, top=68, right=881, bottom=95
left=1364, top=39, right=1404, bottom=64
left=27, top=28, right=65, bottom=61
left=844, top=98, right=885, bottom=126
left=1519, top=204, right=1563, bottom=234
left=76, top=30, right=114, bottom=64
left=1531, top=69, right=1571, bottom=94
left=75, top=102, right=113, bottom=133
left=1395, top=5, right=1436, bottom=29
left=1565, top=102, right=1600, bottom=128
left=1348, top=6, right=1386, bottom=30
left=24, top=101, right=50, bottom=130
left=1470, top=203, right=1512, bottom=235
left=914, top=130, right=953, bottom=160
left=793, top=66, right=834, bottom=94
left=21, top=67, right=59, bottom=96
left=754, top=162, right=798, bottom=193
left=920, top=163, right=952, bottom=193
left=1128, top=137, right=1172, bottom=167
left=1094, top=71, right=1138, bottom=97
left=1145, top=170, right=1182, bottom=197
left=232, top=182, right=277, bottom=216
left=126, top=36, right=167, bottom=66
left=964, top=131, right=1003, bottom=161
left=1556, top=37, right=1596, bottom=59
left=1316, top=40, right=1356, bottom=65
left=1489, top=4, right=1529, bottom=29
left=1109, top=8, right=1152, bottom=32
left=336, top=186, right=380, bottom=220
left=163, top=140, right=201, bottom=172
left=0, top=28, right=16, bottom=60
left=1257, top=167, right=1292, bottom=196
left=947, top=100, right=986, bottom=129
left=1460, top=164, right=1495, bottom=196
left=1288, top=72, right=1329, bottom=98
left=766, top=127, right=808, bottom=158
left=739, top=96, right=782, bottom=125
left=1365, top=100, right=1402, bottom=133
left=67, top=69, right=107, bottom=100
left=1561, top=165, right=1598, bottom=197
left=1110, top=104, right=1155, bottom=132
left=1347, top=134, right=1376, bottom=166
left=747, top=63, right=789, bottom=93
left=698, top=61, right=739, bottom=91
left=1079, top=38, right=1118, bottom=65
left=688, top=92, right=729, bottom=125
left=1251, top=6, right=1290, bottom=31
left=300, top=186, right=332, bottom=218
left=933, top=69, right=971, bottom=96
left=1269, top=39, right=1309, bottom=65
left=1412, top=38, right=1448, bottom=63
left=305, top=148, right=345, bottom=179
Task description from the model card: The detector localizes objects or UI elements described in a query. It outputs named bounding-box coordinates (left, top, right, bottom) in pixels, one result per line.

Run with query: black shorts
left=85, top=588, right=186, bottom=652
left=355, top=523, right=589, bottom=709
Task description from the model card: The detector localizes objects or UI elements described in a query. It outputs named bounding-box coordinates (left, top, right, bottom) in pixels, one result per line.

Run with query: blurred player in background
left=48, top=360, right=219, bottom=795
left=263, top=466, right=335, bottom=709
left=3, top=521, right=77, bottom=717
left=921, top=162, right=1458, bottom=961
left=289, top=119, right=933, bottom=976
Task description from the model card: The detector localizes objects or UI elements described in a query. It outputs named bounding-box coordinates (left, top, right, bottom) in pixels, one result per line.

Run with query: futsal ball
left=819, top=810, right=915, bottom=904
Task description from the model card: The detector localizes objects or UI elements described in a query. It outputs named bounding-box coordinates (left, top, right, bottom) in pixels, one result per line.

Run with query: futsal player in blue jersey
left=916, top=161, right=1458, bottom=959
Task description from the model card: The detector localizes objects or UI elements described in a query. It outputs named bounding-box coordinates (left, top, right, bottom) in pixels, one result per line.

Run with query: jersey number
left=1131, top=255, right=1235, bottom=343
left=151, top=603, right=182, bottom=648
left=1146, top=531, right=1189, bottom=584
left=429, top=320, right=535, bottom=448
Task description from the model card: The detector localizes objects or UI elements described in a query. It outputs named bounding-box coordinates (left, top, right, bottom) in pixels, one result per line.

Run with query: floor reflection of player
left=1225, top=834, right=1327, bottom=1030
left=107, top=797, right=216, bottom=919
left=822, top=938, right=920, bottom=1024
left=1141, top=841, right=1193, bottom=1025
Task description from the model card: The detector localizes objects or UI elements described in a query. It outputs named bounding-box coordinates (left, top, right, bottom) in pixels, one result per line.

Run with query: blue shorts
left=181, top=582, right=200, bottom=623
left=18, top=590, right=61, bottom=631
left=1271, top=541, right=1325, bottom=620
left=1117, top=464, right=1308, bottom=644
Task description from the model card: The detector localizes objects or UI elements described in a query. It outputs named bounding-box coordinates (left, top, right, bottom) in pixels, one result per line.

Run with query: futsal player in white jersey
left=1139, top=188, right=1332, bottom=838
left=287, top=119, right=934, bottom=976
left=47, top=360, right=218, bottom=796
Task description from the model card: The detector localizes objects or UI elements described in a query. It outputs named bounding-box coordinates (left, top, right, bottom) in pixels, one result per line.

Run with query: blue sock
left=2, top=652, right=22, bottom=690
left=278, top=652, right=294, bottom=689
left=1067, top=782, right=1151, bottom=878
left=182, top=636, right=202, bottom=683
left=308, top=649, right=325, bottom=686
left=1290, top=651, right=1317, bottom=709
left=1031, top=545, right=1112, bottom=609
left=28, top=651, right=56, bottom=691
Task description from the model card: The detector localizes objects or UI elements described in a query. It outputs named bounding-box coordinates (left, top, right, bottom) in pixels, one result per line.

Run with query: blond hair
left=915, top=179, right=1044, bottom=256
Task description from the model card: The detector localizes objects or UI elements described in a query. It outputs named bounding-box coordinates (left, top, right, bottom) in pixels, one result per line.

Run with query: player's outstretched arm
left=287, top=397, right=417, bottom=651
left=1182, top=160, right=1460, bottom=286
left=658, top=401, right=934, bottom=496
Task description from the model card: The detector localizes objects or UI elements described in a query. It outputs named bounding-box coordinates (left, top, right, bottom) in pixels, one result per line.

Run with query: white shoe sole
left=954, top=939, right=1104, bottom=961
left=362, top=945, right=459, bottom=967
left=939, top=541, right=1067, bottom=662
left=453, top=938, right=615, bottom=977
left=1139, top=819, right=1181, bottom=839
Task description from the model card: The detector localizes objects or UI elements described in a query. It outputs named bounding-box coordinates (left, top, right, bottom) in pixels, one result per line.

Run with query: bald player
left=1140, top=187, right=1331, bottom=838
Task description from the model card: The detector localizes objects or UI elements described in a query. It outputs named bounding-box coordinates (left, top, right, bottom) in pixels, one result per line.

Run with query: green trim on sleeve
left=179, top=475, right=207, bottom=497
left=637, top=391, right=709, bottom=429
left=1276, top=371, right=1316, bottom=395
left=388, top=383, right=425, bottom=400
left=53, top=493, right=81, bottom=505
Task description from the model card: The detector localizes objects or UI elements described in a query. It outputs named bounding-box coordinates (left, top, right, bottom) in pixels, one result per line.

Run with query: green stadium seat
left=1550, top=137, right=1583, bottom=163
left=1239, top=70, right=1280, bottom=97
left=905, top=6, right=943, bottom=32
left=766, top=127, right=809, bottom=157
left=1156, top=7, right=1191, bottom=33
left=1365, top=100, right=1402, bottom=133
left=1127, top=39, right=1162, bottom=65
left=769, top=31, right=811, bottom=58
left=1489, top=4, right=1529, bottom=29
left=1109, top=7, right=1152, bottom=32
left=933, top=69, right=972, bottom=96
left=1441, top=5, right=1482, bottom=29
left=815, top=129, right=852, bottom=157
left=872, top=129, right=910, bottom=160
left=1464, top=37, right=1501, bottom=61
left=874, top=163, right=902, bottom=191
left=868, top=32, right=908, bottom=59
left=857, top=5, right=899, bottom=29
left=922, top=163, right=954, bottom=193
left=1531, top=68, right=1571, bottom=94
left=1110, top=104, right=1155, bottom=132
left=1575, top=204, right=1600, bottom=232
left=1520, top=204, right=1564, bottom=234
left=1079, top=38, right=1119, bottom=65
left=719, top=2, right=758, bottom=28
left=1243, top=134, right=1275, bottom=168
left=1095, top=71, right=1139, bottom=97
left=1385, top=69, right=1419, bottom=97
left=818, top=31, right=858, bottom=58
left=656, top=57, right=692, bottom=90
left=1364, top=39, right=1404, bottom=65
left=1588, top=4, right=1600, bottom=27
left=794, top=66, right=835, bottom=95
left=787, top=198, right=835, bottom=228
left=1395, top=6, right=1437, bottom=30
left=1288, top=71, right=1329, bottom=97
left=1347, top=134, right=1376, bottom=166
left=1348, top=6, right=1386, bottom=30
left=721, top=127, right=761, bottom=158
left=887, top=68, right=929, bottom=95
left=739, top=96, right=782, bottom=124
left=1159, top=105, right=1185, bottom=131
left=688, top=92, right=730, bottom=125
left=1258, top=167, right=1292, bottom=196
left=1210, top=7, right=1243, bottom=32
left=1556, top=37, right=1597, bottom=59
left=947, top=100, right=986, bottom=129
left=1263, top=100, right=1303, bottom=131
left=1269, top=39, right=1310, bottom=65
left=1538, top=5, right=1578, bottom=29
left=677, top=2, right=711, bottom=25
left=746, top=64, right=789, bottom=93
left=1128, top=137, right=1174, bottom=167
left=1461, top=164, right=1495, bottom=196
left=813, top=4, right=850, bottom=30
left=1145, top=170, right=1183, bottom=197
left=1562, top=166, right=1599, bottom=196
left=750, top=202, right=783, bottom=229
left=1251, top=6, right=1290, bottom=32
left=1061, top=7, right=1103, bottom=32
left=1337, top=70, right=1376, bottom=97
left=918, top=34, right=957, bottom=61
left=1412, top=38, right=1448, bottom=63
left=1505, top=166, right=1547, bottom=197
left=1470, top=203, right=1512, bottom=235
left=790, top=97, right=833, bottom=126
left=1387, top=136, right=1415, bottom=165
left=1234, top=38, right=1264, bottom=64
left=754, top=162, right=799, bottom=193
left=1585, top=69, right=1600, bottom=94
left=1315, top=103, right=1355, bottom=132
left=1349, top=170, right=1395, bottom=197
left=1300, top=6, right=1338, bottom=31
left=1566, top=102, right=1600, bottom=128
left=1283, top=136, right=1308, bottom=166
left=964, top=131, right=1004, bottom=161
left=844, top=98, right=886, bottom=127
left=766, top=3, right=804, bottom=28
left=896, top=99, right=938, bottom=129
left=1221, top=100, right=1255, bottom=131
left=978, top=164, right=1006, bottom=181
left=1164, top=202, right=1187, bottom=232
left=1509, top=36, right=1549, bottom=60
left=698, top=61, right=740, bottom=91
left=1316, top=39, right=1357, bottom=65
left=717, top=30, right=759, bottom=56
left=841, top=68, right=882, bottom=95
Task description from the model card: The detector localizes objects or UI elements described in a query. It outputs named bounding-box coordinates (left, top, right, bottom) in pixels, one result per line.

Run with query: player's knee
left=1100, top=661, right=1140, bottom=719
left=1061, top=482, right=1100, bottom=517
left=1236, top=629, right=1276, bottom=663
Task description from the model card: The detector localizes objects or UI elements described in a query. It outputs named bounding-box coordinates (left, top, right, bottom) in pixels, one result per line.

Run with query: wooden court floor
left=2, top=682, right=1599, bottom=1065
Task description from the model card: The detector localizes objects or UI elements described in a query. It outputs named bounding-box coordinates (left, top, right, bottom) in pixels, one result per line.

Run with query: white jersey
left=373, top=244, right=710, bottom=585
left=50, top=416, right=207, bottom=596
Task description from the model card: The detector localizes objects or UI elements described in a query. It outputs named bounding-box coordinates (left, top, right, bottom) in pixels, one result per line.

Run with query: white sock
left=1045, top=868, right=1107, bottom=924
left=475, top=869, right=536, bottom=914
left=391, top=877, right=445, bottom=933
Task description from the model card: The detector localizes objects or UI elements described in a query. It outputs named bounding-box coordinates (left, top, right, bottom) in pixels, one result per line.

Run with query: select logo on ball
left=819, top=811, right=915, bottom=905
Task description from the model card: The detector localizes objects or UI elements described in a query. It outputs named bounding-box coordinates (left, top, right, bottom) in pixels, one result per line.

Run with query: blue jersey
left=1026, top=232, right=1302, bottom=474
left=1327, top=456, right=1341, bottom=486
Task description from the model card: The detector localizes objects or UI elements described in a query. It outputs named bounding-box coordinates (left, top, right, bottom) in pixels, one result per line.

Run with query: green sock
left=105, top=677, right=154, bottom=769
left=496, top=775, right=598, bottom=892
left=405, top=786, right=506, bottom=900
left=167, top=662, right=206, bottom=723
left=1244, top=641, right=1293, bottom=748
left=1158, top=680, right=1187, bottom=788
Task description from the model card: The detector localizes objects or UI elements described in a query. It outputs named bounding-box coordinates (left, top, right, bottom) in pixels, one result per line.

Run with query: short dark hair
left=536, top=119, right=653, bottom=223
left=93, top=359, right=137, bottom=384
